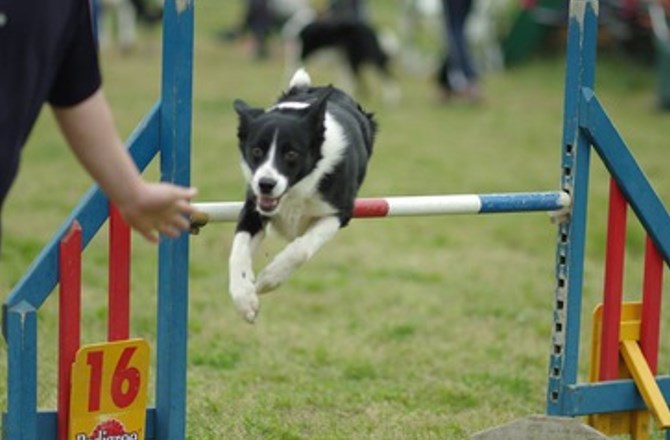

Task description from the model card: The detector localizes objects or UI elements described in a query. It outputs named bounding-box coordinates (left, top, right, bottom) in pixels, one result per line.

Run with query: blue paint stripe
left=479, top=192, right=568, bottom=213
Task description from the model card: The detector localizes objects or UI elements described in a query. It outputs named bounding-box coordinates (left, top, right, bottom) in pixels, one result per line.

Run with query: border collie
left=229, top=68, right=376, bottom=323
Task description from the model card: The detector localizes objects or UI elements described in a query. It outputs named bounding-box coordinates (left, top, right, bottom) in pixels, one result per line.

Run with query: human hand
left=118, top=182, right=198, bottom=243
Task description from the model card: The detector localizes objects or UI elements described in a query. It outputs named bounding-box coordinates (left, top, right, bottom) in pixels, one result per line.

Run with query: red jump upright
left=56, top=204, right=133, bottom=439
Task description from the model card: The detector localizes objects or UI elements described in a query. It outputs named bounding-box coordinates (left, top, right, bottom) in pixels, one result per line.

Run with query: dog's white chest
left=269, top=195, right=337, bottom=240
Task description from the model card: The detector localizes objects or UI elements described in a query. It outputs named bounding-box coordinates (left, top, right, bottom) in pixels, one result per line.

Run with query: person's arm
left=52, top=88, right=197, bottom=243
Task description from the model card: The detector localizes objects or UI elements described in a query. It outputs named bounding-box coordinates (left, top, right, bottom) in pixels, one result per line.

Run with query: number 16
left=86, top=346, right=141, bottom=412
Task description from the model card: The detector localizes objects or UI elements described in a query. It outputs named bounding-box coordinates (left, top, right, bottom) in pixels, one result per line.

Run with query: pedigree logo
left=75, top=419, right=139, bottom=440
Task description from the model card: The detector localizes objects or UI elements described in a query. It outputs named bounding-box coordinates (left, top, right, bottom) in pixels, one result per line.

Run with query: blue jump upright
left=546, top=0, right=598, bottom=417
left=546, top=1, right=670, bottom=439
left=155, top=1, right=193, bottom=439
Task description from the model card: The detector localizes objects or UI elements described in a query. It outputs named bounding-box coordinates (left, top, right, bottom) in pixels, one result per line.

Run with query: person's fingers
left=175, top=198, right=198, bottom=215
left=171, top=214, right=191, bottom=231
left=121, top=184, right=199, bottom=243
left=159, top=224, right=181, bottom=238
left=184, top=186, right=198, bottom=199
left=140, top=227, right=159, bottom=243
left=169, top=185, right=197, bottom=201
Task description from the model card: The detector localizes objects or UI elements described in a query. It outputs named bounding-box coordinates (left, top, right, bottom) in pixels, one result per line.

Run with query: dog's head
left=233, top=88, right=332, bottom=216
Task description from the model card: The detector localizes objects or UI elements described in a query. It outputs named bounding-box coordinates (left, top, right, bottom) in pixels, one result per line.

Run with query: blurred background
left=91, top=0, right=670, bottom=107
left=3, top=1, right=670, bottom=438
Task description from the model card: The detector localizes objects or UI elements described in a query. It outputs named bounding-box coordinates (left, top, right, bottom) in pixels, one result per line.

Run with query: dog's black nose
left=258, top=177, right=276, bottom=195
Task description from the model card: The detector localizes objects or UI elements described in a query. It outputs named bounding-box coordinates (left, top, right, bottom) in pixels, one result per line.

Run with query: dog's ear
left=233, top=99, right=264, bottom=141
left=302, top=87, right=333, bottom=138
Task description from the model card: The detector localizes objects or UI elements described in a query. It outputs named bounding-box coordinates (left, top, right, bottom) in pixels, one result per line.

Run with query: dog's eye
left=251, top=147, right=264, bottom=160
left=284, top=151, right=299, bottom=164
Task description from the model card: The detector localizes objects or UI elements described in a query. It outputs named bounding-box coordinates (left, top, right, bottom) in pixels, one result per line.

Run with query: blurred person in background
left=437, top=0, right=482, bottom=102
left=95, top=0, right=162, bottom=52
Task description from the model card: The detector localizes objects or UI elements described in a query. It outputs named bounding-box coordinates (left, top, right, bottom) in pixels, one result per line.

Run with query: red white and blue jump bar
left=191, top=191, right=571, bottom=227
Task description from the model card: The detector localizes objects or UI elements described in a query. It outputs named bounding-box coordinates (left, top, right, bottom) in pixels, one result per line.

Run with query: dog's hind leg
left=256, top=216, right=341, bottom=294
left=374, top=61, right=401, bottom=104
left=380, top=74, right=402, bottom=105
left=229, top=202, right=266, bottom=323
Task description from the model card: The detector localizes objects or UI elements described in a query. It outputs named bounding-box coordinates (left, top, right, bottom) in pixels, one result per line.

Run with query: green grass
left=2, top=2, right=670, bottom=438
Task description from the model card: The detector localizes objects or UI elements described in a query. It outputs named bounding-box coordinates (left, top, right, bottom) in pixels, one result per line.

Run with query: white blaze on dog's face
left=249, top=131, right=289, bottom=214
left=233, top=94, right=329, bottom=216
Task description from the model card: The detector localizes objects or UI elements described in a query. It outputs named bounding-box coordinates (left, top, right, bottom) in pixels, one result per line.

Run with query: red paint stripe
left=58, top=221, right=82, bottom=440
left=353, top=198, right=390, bottom=218
left=109, top=203, right=131, bottom=341
left=640, top=236, right=664, bottom=373
left=599, top=179, right=627, bottom=381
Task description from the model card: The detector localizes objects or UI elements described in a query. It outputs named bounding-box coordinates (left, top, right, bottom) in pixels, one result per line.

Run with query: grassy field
left=2, top=2, right=670, bottom=439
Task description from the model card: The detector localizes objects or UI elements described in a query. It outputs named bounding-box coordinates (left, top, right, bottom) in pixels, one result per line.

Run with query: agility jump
left=4, top=0, right=670, bottom=439
left=190, top=191, right=571, bottom=227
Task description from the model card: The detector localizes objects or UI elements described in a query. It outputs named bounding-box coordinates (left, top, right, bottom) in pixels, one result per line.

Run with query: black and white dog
left=229, top=68, right=376, bottom=322
left=283, top=16, right=400, bottom=103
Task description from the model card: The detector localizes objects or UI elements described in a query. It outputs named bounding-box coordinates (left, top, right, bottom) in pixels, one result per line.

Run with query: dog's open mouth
left=257, top=195, right=282, bottom=214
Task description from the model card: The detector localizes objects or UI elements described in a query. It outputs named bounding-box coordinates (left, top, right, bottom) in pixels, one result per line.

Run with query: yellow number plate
left=69, top=339, right=150, bottom=440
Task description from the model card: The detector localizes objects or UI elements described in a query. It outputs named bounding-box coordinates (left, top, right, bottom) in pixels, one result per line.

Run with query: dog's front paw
left=255, top=259, right=295, bottom=294
left=256, top=245, right=309, bottom=294
left=230, top=276, right=260, bottom=323
left=255, top=269, right=282, bottom=294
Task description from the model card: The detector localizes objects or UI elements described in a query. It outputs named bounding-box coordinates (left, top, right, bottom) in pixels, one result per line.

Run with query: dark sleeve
left=48, top=2, right=102, bottom=107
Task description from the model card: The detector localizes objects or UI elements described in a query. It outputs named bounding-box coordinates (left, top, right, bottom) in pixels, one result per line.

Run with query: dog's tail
left=289, top=68, right=312, bottom=89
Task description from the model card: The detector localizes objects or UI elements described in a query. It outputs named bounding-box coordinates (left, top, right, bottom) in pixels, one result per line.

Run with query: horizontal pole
left=191, top=191, right=571, bottom=228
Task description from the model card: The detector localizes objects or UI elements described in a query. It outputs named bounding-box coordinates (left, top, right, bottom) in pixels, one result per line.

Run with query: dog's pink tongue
left=259, top=196, right=279, bottom=211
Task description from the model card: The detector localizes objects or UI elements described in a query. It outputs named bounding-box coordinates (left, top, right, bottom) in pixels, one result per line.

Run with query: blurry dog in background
left=281, top=2, right=401, bottom=103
